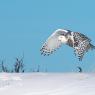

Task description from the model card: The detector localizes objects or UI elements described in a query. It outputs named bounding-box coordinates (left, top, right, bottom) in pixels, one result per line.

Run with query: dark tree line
left=0, top=56, right=25, bottom=73
left=0, top=56, right=47, bottom=73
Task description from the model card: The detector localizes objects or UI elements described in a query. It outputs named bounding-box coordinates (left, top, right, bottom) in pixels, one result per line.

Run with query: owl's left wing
left=74, top=40, right=90, bottom=61
left=73, top=32, right=91, bottom=43
left=73, top=32, right=91, bottom=61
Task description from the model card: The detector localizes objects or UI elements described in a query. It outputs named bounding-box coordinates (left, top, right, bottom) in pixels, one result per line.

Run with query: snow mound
left=0, top=73, right=95, bottom=95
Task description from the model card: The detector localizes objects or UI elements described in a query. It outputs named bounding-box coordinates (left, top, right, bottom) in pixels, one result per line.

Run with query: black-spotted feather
left=40, top=34, right=62, bottom=56
left=73, top=32, right=92, bottom=61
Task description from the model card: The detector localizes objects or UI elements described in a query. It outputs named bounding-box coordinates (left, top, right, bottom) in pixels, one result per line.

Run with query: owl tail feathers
left=90, top=44, right=95, bottom=50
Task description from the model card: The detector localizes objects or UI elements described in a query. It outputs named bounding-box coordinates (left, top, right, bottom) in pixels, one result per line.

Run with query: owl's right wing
left=40, top=33, right=63, bottom=56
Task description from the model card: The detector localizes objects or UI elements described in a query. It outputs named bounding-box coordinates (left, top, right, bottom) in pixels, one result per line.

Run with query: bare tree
left=0, top=60, right=9, bottom=72
left=14, top=54, right=25, bottom=73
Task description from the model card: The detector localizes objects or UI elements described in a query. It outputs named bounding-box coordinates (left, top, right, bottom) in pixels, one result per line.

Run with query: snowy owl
left=40, top=29, right=95, bottom=61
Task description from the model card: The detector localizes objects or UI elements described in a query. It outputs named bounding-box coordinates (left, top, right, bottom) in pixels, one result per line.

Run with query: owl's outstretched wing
left=73, top=32, right=91, bottom=61
left=73, top=32, right=91, bottom=43
left=40, top=33, right=62, bottom=56
left=74, top=40, right=90, bottom=61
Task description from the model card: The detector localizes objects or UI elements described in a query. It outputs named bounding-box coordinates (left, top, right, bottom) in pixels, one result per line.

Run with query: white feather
left=58, top=36, right=68, bottom=43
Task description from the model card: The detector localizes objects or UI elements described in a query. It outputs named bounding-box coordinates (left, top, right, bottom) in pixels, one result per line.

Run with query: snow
left=0, top=73, right=95, bottom=95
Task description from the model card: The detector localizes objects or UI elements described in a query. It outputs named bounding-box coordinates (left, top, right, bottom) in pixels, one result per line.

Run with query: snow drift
left=0, top=73, right=95, bottom=95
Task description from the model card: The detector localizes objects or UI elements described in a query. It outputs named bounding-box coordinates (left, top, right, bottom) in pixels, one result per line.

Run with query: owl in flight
left=40, top=29, right=95, bottom=61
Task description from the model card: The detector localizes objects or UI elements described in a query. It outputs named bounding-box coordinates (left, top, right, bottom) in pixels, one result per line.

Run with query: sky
left=0, top=0, right=95, bottom=72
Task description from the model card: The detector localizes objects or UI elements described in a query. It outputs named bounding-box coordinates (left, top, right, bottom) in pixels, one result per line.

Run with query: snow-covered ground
left=0, top=73, right=95, bottom=95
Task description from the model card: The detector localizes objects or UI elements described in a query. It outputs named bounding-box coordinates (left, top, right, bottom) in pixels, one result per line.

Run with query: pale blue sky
left=0, top=0, right=95, bottom=72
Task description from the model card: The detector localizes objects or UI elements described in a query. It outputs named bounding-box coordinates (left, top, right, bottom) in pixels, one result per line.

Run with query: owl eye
left=60, top=32, right=66, bottom=36
left=61, top=34, right=65, bottom=36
